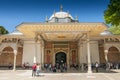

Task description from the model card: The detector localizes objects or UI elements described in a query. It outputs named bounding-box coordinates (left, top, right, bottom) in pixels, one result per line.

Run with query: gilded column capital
left=104, top=50, right=108, bottom=54
left=13, top=49, right=17, bottom=55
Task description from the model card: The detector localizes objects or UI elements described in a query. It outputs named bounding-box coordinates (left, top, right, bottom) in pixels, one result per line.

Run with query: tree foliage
left=104, top=0, right=120, bottom=26
left=0, top=26, right=9, bottom=35
left=109, top=25, right=120, bottom=34
left=104, top=0, right=120, bottom=34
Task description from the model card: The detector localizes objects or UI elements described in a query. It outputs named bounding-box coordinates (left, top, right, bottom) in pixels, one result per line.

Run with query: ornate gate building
left=0, top=7, right=120, bottom=72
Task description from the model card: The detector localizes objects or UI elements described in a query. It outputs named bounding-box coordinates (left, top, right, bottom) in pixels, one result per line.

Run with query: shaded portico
left=0, top=30, right=24, bottom=71
left=16, top=22, right=108, bottom=73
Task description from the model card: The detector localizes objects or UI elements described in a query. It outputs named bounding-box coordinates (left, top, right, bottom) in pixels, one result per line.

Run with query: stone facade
left=0, top=7, right=120, bottom=73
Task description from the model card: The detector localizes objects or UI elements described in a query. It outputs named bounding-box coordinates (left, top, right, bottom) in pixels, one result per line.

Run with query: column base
left=87, top=70, right=92, bottom=73
left=13, top=69, right=16, bottom=71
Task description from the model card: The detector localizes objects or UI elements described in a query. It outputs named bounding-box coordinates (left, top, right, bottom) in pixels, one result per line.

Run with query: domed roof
left=47, top=6, right=78, bottom=23
left=8, top=30, right=23, bottom=35
left=100, top=30, right=113, bottom=36
left=49, top=11, right=74, bottom=20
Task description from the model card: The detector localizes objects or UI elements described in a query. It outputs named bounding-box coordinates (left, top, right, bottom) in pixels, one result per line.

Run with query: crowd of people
left=31, top=61, right=120, bottom=77
left=8, top=61, right=120, bottom=72
left=44, top=63, right=67, bottom=73
left=71, top=62, right=120, bottom=72
left=7, top=61, right=120, bottom=77
left=22, top=62, right=30, bottom=69
left=105, top=62, right=120, bottom=70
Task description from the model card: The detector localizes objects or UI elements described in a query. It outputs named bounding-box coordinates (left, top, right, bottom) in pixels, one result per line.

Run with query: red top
left=32, top=65, right=36, bottom=70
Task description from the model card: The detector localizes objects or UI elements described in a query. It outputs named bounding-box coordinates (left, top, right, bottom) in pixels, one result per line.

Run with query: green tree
left=104, top=0, right=120, bottom=34
left=104, top=0, right=120, bottom=26
left=0, top=26, right=9, bottom=35
left=109, top=25, right=120, bottom=34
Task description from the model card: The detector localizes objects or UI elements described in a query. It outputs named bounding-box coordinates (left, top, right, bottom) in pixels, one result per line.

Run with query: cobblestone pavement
left=0, top=70, right=120, bottom=80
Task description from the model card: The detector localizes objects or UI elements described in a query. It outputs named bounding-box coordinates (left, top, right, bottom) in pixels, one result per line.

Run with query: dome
left=8, top=30, right=23, bottom=35
left=47, top=6, right=78, bottom=23
left=100, top=30, right=113, bottom=36
left=49, top=11, right=74, bottom=20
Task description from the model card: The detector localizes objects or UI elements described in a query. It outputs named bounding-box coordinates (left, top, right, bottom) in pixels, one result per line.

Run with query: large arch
left=55, top=52, right=67, bottom=64
left=0, top=46, right=14, bottom=66
left=105, top=43, right=120, bottom=52
left=0, top=46, right=23, bottom=66
left=0, top=43, right=17, bottom=52
left=108, top=46, right=120, bottom=63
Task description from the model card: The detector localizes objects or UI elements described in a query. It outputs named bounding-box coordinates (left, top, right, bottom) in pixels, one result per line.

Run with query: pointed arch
left=108, top=46, right=120, bottom=63
left=55, top=51, right=67, bottom=64
left=0, top=46, right=14, bottom=66
left=0, top=45, right=23, bottom=66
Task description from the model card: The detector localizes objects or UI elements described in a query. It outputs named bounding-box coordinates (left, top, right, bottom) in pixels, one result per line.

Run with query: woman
left=32, top=63, right=37, bottom=77
left=36, top=64, right=41, bottom=76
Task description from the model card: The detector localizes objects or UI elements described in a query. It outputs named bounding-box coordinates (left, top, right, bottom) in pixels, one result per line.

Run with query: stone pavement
left=0, top=70, right=120, bottom=80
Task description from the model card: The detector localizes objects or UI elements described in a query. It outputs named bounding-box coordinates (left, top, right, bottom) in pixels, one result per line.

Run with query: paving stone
left=0, top=70, right=120, bottom=80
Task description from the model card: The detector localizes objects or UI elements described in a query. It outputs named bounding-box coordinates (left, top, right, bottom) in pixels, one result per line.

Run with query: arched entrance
left=0, top=46, right=23, bottom=66
left=108, top=46, right=120, bottom=63
left=0, top=46, right=14, bottom=66
left=55, top=52, right=66, bottom=64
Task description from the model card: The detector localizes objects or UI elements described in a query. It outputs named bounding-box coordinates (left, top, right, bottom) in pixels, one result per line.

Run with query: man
left=32, top=63, right=37, bottom=77
left=95, top=62, right=99, bottom=72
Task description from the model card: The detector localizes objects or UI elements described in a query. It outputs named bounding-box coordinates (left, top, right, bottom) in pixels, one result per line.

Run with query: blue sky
left=0, top=0, right=110, bottom=32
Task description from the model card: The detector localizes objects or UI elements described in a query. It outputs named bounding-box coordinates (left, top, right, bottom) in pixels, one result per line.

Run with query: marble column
left=87, top=38, right=92, bottom=73
left=67, top=49, right=70, bottom=68
left=41, top=40, right=44, bottom=66
left=53, top=52, right=55, bottom=65
left=78, top=44, right=81, bottom=66
left=34, top=43, right=37, bottom=63
left=39, top=43, right=42, bottom=64
left=42, top=46, right=44, bottom=65
left=13, top=50, right=17, bottom=71
left=80, top=44, right=85, bottom=71
left=104, top=50, right=108, bottom=62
